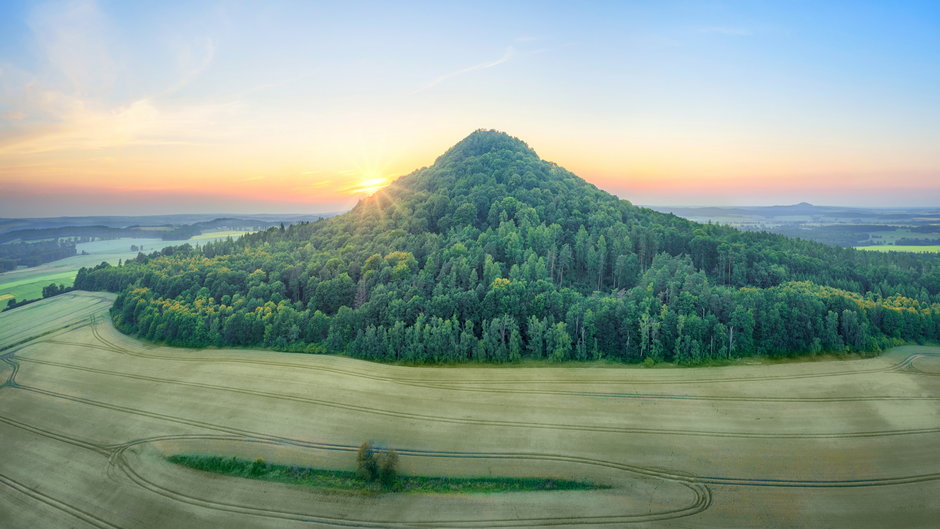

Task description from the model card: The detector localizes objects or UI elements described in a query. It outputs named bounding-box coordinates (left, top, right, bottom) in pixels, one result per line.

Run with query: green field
left=0, top=270, right=78, bottom=305
left=189, top=230, right=253, bottom=241
left=0, top=231, right=252, bottom=304
left=855, top=245, right=940, bottom=253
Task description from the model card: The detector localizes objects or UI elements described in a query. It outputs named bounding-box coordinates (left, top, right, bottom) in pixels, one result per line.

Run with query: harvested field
left=854, top=245, right=940, bottom=253
left=1, top=291, right=938, bottom=528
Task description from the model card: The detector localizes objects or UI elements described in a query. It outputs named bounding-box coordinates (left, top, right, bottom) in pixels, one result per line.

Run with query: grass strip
left=167, top=454, right=607, bottom=494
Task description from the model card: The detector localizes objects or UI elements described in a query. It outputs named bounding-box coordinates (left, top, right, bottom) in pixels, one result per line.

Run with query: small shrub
left=250, top=458, right=266, bottom=476
left=356, top=441, right=378, bottom=481
left=378, top=449, right=399, bottom=488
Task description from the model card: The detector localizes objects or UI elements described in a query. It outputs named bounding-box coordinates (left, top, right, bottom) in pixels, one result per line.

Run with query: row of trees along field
left=75, top=131, right=940, bottom=364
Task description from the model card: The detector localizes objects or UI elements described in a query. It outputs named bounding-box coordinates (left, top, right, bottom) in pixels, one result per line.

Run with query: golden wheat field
left=1, top=291, right=938, bottom=528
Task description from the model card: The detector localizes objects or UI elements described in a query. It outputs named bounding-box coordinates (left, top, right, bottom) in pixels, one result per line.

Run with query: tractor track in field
left=84, top=317, right=909, bottom=387
left=87, top=316, right=940, bottom=387
left=697, top=472, right=940, bottom=488
left=0, top=355, right=18, bottom=388
left=0, top=414, right=711, bottom=528
left=3, top=301, right=940, bottom=528
left=0, top=472, right=125, bottom=529
left=5, top=406, right=940, bottom=529
left=110, top=434, right=711, bottom=528
left=34, top=338, right=940, bottom=403
left=26, top=317, right=936, bottom=407
left=897, top=353, right=940, bottom=376
left=0, top=414, right=108, bottom=455
left=13, top=354, right=940, bottom=439
left=8, top=319, right=940, bottom=443
left=0, top=293, right=112, bottom=352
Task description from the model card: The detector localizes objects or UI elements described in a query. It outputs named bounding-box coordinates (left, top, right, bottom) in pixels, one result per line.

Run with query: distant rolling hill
left=0, top=213, right=335, bottom=239
left=647, top=204, right=940, bottom=248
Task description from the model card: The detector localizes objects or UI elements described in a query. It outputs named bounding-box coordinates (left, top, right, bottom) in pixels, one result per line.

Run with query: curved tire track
left=113, top=435, right=712, bottom=528
left=0, top=472, right=124, bottom=529
left=33, top=319, right=935, bottom=406
left=84, top=317, right=914, bottom=386
left=1, top=417, right=710, bottom=528
left=16, top=355, right=940, bottom=439
left=3, top=311, right=938, bottom=528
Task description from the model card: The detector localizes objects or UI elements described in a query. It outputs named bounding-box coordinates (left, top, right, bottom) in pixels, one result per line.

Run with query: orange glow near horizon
left=2, top=129, right=938, bottom=216
left=1, top=1, right=938, bottom=216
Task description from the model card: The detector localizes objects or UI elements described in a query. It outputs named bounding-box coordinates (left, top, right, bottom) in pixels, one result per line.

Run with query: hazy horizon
left=2, top=192, right=939, bottom=221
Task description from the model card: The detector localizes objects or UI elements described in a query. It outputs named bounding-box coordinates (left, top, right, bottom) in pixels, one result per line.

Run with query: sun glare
left=351, top=177, right=389, bottom=195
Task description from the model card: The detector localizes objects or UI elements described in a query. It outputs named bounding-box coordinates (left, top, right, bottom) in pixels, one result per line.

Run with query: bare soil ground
left=1, top=291, right=938, bottom=528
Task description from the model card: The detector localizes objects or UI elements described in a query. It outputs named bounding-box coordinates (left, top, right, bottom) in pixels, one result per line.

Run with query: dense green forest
left=75, top=130, right=940, bottom=364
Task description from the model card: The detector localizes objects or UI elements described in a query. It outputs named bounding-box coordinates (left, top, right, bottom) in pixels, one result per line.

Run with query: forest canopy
left=75, top=130, right=940, bottom=364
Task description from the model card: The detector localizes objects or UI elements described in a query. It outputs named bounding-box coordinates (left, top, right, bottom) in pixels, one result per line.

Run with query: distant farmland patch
left=189, top=230, right=254, bottom=241
left=855, top=245, right=940, bottom=253
left=0, top=231, right=253, bottom=305
left=0, top=270, right=77, bottom=303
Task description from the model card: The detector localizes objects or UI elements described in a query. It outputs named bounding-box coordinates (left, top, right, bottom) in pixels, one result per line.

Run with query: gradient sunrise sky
left=1, top=0, right=938, bottom=217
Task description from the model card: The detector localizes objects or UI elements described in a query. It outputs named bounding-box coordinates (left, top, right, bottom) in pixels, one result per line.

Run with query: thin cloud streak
left=415, top=47, right=515, bottom=93
left=162, top=37, right=217, bottom=96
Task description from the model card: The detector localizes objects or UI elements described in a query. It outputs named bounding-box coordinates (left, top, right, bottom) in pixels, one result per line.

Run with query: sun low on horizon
left=350, top=179, right=390, bottom=196
left=1, top=0, right=939, bottom=217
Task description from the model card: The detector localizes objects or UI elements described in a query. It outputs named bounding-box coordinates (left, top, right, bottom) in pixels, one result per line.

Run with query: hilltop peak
left=438, top=129, right=536, bottom=163
left=377, top=129, right=572, bottom=203
left=357, top=129, right=618, bottom=233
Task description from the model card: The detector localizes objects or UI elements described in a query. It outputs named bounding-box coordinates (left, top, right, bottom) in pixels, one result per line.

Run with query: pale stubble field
left=1, top=292, right=938, bottom=528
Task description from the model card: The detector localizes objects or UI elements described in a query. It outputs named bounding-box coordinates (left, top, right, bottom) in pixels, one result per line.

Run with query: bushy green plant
left=250, top=457, right=266, bottom=476
left=378, top=449, right=399, bottom=488
left=356, top=441, right=378, bottom=481
left=357, top=442, right=399, bottom=488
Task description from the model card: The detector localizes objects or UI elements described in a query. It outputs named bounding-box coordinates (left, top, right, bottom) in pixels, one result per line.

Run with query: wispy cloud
left=0, top=95, right=241, bottom=156
left=0, top=1, right=236, bottom=157
left=162, top=37, right=216, bottom=96
left=415, top=47, right=515, bottom=93
left=27, top=0, right=117, bottom=96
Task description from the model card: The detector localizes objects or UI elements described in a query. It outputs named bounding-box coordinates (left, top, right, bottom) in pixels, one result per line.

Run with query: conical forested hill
left=76, top=130, right=940, bottom=363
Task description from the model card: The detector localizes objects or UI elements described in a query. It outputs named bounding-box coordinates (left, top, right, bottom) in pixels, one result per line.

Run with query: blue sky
left=0, top=0, right=938, bottom=216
